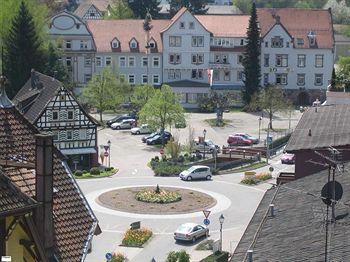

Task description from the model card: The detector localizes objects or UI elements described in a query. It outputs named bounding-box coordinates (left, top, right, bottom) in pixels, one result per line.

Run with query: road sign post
left=203, top=210, right=211, bottom=219
left=203, top=218, right=210, bottom=226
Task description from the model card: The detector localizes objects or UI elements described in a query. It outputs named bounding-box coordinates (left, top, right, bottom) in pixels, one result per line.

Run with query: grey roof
left=211, top=84, right=242, bottom=91
left=232, top=165, right=350, bottom=261
left=285, top=104, right=350, bottom=152
left=166, top=80, right=210, bottom=88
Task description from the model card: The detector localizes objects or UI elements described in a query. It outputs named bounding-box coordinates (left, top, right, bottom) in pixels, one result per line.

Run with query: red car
left=281, top=153, right=295, bottom=164
left=227, top=135, right=252, bottom=146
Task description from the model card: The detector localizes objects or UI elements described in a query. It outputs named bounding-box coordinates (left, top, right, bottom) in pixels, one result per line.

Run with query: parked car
left=281, top=153, right=295, bottom=164
left=142, top=132, right=158, bottom=143
left=146, top=132, right=172, bottom=145
left=106, top=112, right=136, bottom=127
left=193, top=139, right=220, bottom=153
left=174, top=223, right=209, bottom=243
left=234, top=133, right=259, bottom=144
left=179, top=165, right=212, bottom=181
left=227, top=135, right=252, bottom=146
left=131, top=124, right=151, bottom=135
left=110, top=119, right=135, bottom=130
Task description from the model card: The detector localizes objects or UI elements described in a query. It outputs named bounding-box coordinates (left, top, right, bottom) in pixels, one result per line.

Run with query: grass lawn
left=74, top=168, right=118, bottom=179
left=195, top=240, right=214, bottom=251
left=263, top=128, right=288, bottom=132
left=229, top=106, right=244, bottom=113
left=230, top=162, right=267, bottom=173
left=204, top=118, right=232, bottom=127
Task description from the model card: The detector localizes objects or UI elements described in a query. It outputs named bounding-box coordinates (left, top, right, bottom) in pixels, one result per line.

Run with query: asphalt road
left=80, top=111, right=299, bottom=261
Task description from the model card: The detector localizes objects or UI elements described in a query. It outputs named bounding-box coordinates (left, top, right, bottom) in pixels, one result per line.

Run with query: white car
left=131, top=124, right=151, bottom=135
left=193, top=139, right=220, bottom=153
left=111, top=119, right=135, bottom=130
left=179, top=165, right=212, bottom=181
left=174, top=223, right=209, bottom=242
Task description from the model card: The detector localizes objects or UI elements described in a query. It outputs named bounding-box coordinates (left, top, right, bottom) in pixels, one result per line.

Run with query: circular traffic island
left=97, top=186, right=216, bottom=214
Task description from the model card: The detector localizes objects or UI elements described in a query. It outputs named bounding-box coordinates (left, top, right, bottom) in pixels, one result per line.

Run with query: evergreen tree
left=242, top=2, right=261, bottom=106
left=107, top=0, right=134, bottom=19
left=127, top=0, right=161, bottom=19
left=169, top=0, right=208, bottom=16
left=3, top=1, right=45, bottom=98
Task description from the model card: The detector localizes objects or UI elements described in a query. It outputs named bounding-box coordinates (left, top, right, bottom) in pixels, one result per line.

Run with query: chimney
left=247, top=250, right=253, bottom=262
left=34, top=134, right=55, bottom=259
left=308, top=129, right=312, bottom=136
left=269, top=204, right=275, bottom=217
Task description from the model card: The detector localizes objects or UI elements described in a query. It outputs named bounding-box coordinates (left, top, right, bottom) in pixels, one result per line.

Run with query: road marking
left=85, top=184, right=232, bottom=219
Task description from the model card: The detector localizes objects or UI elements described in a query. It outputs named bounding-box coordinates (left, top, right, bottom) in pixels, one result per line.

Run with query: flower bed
left=122, top=228, right=152, bottom=247
left=136, top=186, right=182, bottom=204
left=241, top=171, right=272, bottom=185
left=73, top=167, right=117, bottom=179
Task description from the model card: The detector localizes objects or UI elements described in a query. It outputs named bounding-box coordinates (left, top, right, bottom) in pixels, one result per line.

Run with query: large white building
left=49, top=7, right=335, bottom=107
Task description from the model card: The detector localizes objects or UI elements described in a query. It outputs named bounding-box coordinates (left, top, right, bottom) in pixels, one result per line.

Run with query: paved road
left=80, top=112, right=299, bottom=261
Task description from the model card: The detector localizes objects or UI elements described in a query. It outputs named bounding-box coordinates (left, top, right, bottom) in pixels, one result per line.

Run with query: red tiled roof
left=196, top=15, right=249, bottom=37
left=87, top=19, right=169, bottom=52
left=257, top=8, right=334, bottom=49
left=0, top=106, right=98, bottom=261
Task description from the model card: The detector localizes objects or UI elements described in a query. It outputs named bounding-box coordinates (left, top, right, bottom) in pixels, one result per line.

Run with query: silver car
left=179, top=165, right=212, bottom=181
left=111, top=119, right=135, bottom=130
left=130, top=124, right=151, bottom=135
left=174, top=223, right=209, bottom=243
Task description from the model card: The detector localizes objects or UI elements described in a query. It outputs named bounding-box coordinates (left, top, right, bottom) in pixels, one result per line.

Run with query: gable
left=263, top=23, right=292, bottom=42
left=83, top=5, right=103, bottom=19
left=50, top=11, right=92, bottom=36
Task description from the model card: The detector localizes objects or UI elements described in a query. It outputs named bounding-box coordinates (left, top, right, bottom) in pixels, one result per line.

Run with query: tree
left=130, top=84, right=156, bottom=111
left=251, top=85, right=292, bottom=130
left=3, top=1, right=46, bottom=98
left=42, top=42, right=70, bottom=86
left=337, top=56, right=350, bottom=90
left=82, top=68, right=131, bottom=122
left=107, top=0, right=134, bottom=19
left=139, top=85, right=185, bottom=136
left=330, top=67, right=337, bottom=90
left=169, top=0, right=208, bottom=16
left=166, top=250, right=190, bottom=262
left=242, top=2, right=261, bottom=106
left=127, top=0, right=161, bottom=19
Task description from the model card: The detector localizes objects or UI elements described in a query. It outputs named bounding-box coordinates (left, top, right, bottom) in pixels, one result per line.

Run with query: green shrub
left=82, top=170, right=88, bottom=174
left=110, top=252, right=127, bottom=262
left=241, top=178, right=257, bottom=185
left=90, top=167, right=100, bottom=176
left=200, top=251, right=229, bottom=262
left=177, top=155, right=185, bottom=163
left=152, top=162, right=187, bottom=176
left=166, top=250, right=190, bottom=262
left=122, top=228, right=152, bottom=247
left=256, top=172, right=272, bottom=181
left=269, top=134, right=291, bottom=150
left=74, top=170, right=83, bottom=177
left=104, top=167, right=114, bottom=172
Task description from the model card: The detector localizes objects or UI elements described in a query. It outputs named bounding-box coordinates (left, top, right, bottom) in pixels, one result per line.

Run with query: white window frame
left=66, top=57, right=72, bottom=67
left=112, top=40, right=119, bottom=48
left=65, top=40, right=71, bottom=49
left=263, top=73, right=269, bottom=85
left=153, top=75, right=160, bottom=84
left=66, top=130, right=73, bottom=140
left=315, top=55, right=324, bottom=68
left=128, top=56, right=135, bottom=67
left=96, top=56, right=102, bottom=67
left=297, top=74, right=305, bottom=86
left=128, top=74, right=135, bottom=84
left=67, top=110, right=74, bottom=120
left=297, top=55, right=306, bottom=67
left=169, top=36, right=181, bottom=47
left=80, top=40, right=88, bottom=50
left=169, top=53, right=181, bottom=64
left=275, top=73, right=288, bottom=85
left=275, top=54, right=288, bottom=67
left=191, top=53, right=204, bottom=65
left=264, top=54, right=269, bottom=67
left=105, top=56, right=112, bottom=66
left=152, top=57, right=160, bottom=68
left=119, top=56, right=126, bottom=67
left=192, top=36, right=204, bottom=47
left=84, top=57, right=91, bottom=67
left=224, top=71, right=230, bottom=81
left=142, top=57, right=148, bottom=67
left=315, top=74, right=323, bottom=86
left=52, top=111, right=59, bottom=121
left=130, top=39, right=138, bottom=49
left=271, top=36, right=284, bottom=48
left=142, top=75, right=148, bottom=84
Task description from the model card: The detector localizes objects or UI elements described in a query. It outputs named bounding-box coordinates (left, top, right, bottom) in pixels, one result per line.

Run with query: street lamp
left=219, top=214, right=225, bottom=252
left=203, top=129, right=207, bottom=159
left=107, top=140, right=111, bottom=168
left=258, top=116, right=262, bottom=141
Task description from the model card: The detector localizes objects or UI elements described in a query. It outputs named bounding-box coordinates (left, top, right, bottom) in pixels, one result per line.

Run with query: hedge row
left=269, top=133, right=291, bottom=150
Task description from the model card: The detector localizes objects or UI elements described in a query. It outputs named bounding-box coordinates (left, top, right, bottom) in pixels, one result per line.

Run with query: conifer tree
left=242, top=2, right=261, bottom=106
left=3, top=1, right=44, bottom=98
left=127, top=0, right=161, bottom=19
left=169, top=0, right=208, bottom=16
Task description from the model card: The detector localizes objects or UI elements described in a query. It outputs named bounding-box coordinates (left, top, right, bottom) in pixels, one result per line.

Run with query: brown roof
left=14, top=71, right=99, bottom=125
left=196, top=15, right=249, bottom=37
left=87, top=19, right=169, bottom=52
left=0, top=106, right=98, bottom=261
left=286, top=104, right=350, bottom=152
left=257, top=8, right=334, bottom=49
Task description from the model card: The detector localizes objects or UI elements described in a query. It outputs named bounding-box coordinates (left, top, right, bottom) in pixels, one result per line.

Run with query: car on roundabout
left=174, top=223, right=209, bottom=243
left=131, top=124, right=151, bottom=135
left=179, top=165, right=212, bottom=181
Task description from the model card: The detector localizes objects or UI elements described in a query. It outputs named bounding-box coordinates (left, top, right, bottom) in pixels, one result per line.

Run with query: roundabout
left=97, top=185, right=217, bottom=214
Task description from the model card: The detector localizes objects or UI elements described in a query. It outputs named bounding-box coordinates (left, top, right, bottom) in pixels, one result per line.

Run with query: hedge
left=269, top=133, right=291, bottom=150
left=152, top=161, right=188, bottom=176
left=200, top=251, right=229, bottom=262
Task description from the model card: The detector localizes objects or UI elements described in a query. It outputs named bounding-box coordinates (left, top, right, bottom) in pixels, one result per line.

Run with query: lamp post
left=203, top=129, right=207, bottom=159
left=258, top=116, right=262, bottom=141
left=219, top=214, right=225, bottom=252
left=107, top=140, right=111, bottom=168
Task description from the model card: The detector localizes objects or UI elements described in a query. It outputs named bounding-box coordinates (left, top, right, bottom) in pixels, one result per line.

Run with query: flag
left=207, top=69, right=213, bottom=86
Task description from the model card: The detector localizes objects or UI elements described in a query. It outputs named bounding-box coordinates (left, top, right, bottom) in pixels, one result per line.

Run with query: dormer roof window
left=111, top=38, right=119, bottom=49
left=308, top=31, right=316, bottom=46
left=130, top=38, right=138, bottom=49
left=149, top=38, right=156, bottom=49
left=297, top=38, right=304, bottom=46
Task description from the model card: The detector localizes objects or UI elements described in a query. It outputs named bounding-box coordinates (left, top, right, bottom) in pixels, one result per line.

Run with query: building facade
left=49, top=8, right=335, bottom=108
left=14, top=71, right=99, bottom=171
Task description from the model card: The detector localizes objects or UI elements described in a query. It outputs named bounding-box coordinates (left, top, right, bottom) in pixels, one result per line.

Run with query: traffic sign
left=105, top=253, right=113, bottom=261
left=269, top=166, right=274, bottom=172
left=104, top=151, right=109, bottom=157
left=203, top=210, right=211, bottom=219
left=160, top=148, right=164, bottom=155
left=203, top=218, right=210, bottom=226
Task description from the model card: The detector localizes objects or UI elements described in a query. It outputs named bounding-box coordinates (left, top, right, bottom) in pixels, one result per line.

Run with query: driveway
left=80, top=111, right=300, bottom=261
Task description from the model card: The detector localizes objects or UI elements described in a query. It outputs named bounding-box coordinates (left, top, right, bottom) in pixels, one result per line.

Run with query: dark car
left=106, top=112, right=137, bottom=127
left=142, top=132, right=159, bottom=143
left=146, top=132, right=172, bottom=145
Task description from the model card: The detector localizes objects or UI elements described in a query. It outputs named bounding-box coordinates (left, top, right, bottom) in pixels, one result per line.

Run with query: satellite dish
left=321, top=181, right=343, bottom=206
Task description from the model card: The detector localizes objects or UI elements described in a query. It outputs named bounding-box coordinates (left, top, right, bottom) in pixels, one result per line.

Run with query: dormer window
left=130, top=39, right=138, bottom=49
left=308, top=31, right=316, bottom=46
left=111, top=38, right=119, bottom=49
left=297, top=38, right=304, bottom=46
left=271, top=36, right=283, bottom=48
left=149, top=39, right=156, bottom=49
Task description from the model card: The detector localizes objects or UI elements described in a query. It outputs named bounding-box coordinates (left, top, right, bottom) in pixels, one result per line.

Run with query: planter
left=244, top=171, right=256, bottom=180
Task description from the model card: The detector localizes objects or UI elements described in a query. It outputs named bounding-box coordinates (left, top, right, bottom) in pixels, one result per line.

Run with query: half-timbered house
left=14, top=70, right=99, bottom=171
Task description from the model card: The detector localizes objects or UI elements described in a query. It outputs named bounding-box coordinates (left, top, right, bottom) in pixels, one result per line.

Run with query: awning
left=60, top=148, right=97, bottom=155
